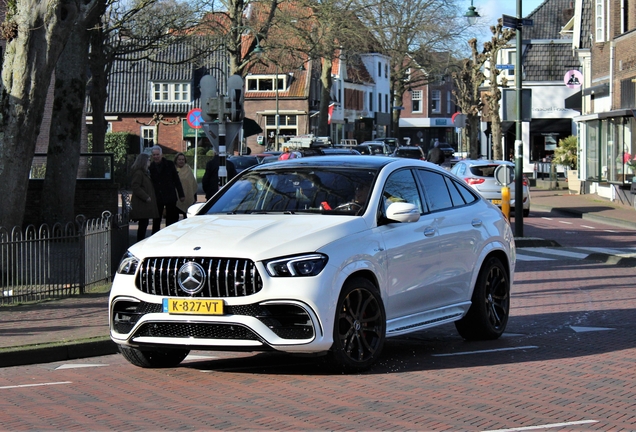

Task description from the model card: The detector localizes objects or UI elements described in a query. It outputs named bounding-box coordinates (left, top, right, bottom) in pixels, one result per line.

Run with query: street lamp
left=464, top=0, right=480, bottom=25
left=513, top=0, right=524, bottom=237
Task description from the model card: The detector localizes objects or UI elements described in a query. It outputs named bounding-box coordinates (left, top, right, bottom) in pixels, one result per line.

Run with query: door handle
left=471, top=219, right=482, bottom=227
left=424, top=227, right=436, bottom=237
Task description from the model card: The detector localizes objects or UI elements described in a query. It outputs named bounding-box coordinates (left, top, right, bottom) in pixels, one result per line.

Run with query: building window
left=431, top=90, right=441, bottom=114
left=246, top=75, right=286, bottom=92
left=405, top=68, right=411, bottom=82
left=369, top=92, right=373, bottom=111
left=595, top=0, right=605, bottom=42
left=447, top=91, right=451, bottom=114
left=141, top=126, right=155, bottom=152
left=152, top=82, right=190, bottom=102
left=385, top=64, right=388, bottom=79
left=378, top=62, right=381, bottom=76
left=265, top=114, right=298, bottom=141
left=506, top=51, right=516, bottom=76
left=385, top=94, right=389, bottom=113
left=378, top=93, right=382, bottom=112
left=411, top=90, right=422, bottom=113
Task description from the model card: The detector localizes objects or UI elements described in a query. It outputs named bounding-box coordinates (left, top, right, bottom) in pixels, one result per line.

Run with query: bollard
left=501, top=186, right=511, bottom=219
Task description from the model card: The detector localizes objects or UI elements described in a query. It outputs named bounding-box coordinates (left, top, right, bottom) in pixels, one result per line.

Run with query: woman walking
left=130, top=153, right=159, bottom=242
left=174, top=152, right=197, bottom=218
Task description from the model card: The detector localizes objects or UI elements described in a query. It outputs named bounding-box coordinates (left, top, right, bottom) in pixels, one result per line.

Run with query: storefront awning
left=582, top=83, right=609, bottom=97
left=564, top=90, right=582, bottom=111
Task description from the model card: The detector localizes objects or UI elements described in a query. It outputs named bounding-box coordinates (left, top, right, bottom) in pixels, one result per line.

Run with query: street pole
left=514, top=0, right=524, bottom=237
left=275, top=65, right=280, bottom=151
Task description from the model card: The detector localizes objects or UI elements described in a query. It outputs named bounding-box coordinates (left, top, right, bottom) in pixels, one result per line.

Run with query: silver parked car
left=451, top=159, right=531, bottom=216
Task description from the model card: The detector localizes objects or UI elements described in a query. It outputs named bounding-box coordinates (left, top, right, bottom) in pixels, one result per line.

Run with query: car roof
left=250, top=155, right=412, bottom=171
left=459, top=159, right=513, bottom=166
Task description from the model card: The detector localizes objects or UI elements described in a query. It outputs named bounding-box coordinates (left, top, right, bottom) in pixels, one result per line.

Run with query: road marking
left=0, top=381, right=72, bottom=390
left=570, top=326, right=615, bottom=333
left=431, top=346, right=538, bottom=357
left=558, top=220, right=573, bottom=225
left=580, top=225, right=595, bottom=229
left=484, top=420, right=598, bottom=431
left=540, top=217, right=553, bottom=220
left=56, top=364, right=108, bottom=370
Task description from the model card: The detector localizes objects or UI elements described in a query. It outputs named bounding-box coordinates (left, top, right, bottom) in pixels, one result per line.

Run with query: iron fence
left=0, top=211, right=129, bottom=305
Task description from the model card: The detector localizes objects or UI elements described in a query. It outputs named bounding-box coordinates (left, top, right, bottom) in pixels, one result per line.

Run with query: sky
left=461, top=0, right=547, bottom=43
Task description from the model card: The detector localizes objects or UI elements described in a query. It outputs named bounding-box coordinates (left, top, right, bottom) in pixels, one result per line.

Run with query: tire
left=119, top=346, right=189, bottom=368
left=327, top=277, right=386, bottom=372
left=523, top=207, right=530, bottom=217
left=455, top=256, right=510, bottom=341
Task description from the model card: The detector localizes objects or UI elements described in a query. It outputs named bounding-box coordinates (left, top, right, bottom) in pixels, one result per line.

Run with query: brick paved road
left=1, top=256, right=634, bottom=431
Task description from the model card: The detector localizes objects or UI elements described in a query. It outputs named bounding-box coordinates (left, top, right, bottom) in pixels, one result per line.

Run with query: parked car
left=255, top=151, right=282, bottom=163
left=227, top=155, right=259, bottom=173
left=354, top=142, right=392, bottom=156
left=322, top=147, right=362, bottom=155
left=392, top=146, right=426, bottom=160
left=435, top=142, right=456, bottom=159
left=110, top=156, right=515, bottom=372
left=375, top=137, right=401, bottom=153
left=451, top=159, right=531, bottom=216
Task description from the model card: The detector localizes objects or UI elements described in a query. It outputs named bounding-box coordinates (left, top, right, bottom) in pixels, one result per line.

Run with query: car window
left=451, top=163, right=466, bottom=176
left=382, top=169, right=424, bottom=214
left=415, top=169, right=453, bottom=212
left=444, top=176, right=479, bottom=206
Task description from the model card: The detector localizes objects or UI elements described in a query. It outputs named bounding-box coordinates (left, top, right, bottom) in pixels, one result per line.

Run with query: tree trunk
left=467, top=114, right=480, bottom=159
left=317, top=57, right=333, bottom=137
left=40, top=26, right=91, bottom=225
left=88, top=21, right=110, bottom=157
left=0, top=0, right=85, bottom=229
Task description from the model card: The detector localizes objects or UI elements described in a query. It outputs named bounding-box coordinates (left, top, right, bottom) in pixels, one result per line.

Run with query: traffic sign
left=495, top=165, right=514, bottom=186
left=186, top=108, right=203, bottom=129
left=502, top=14, right=518, bottom=29
left=496, top=64, right=515, bottom=70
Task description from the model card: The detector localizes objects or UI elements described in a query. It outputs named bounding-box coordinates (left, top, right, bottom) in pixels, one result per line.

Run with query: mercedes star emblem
left=177, top=262, right=206, bottom=294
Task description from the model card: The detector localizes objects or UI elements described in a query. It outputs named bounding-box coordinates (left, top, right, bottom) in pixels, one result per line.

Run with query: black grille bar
left=136, top=257, right=263, bottom=298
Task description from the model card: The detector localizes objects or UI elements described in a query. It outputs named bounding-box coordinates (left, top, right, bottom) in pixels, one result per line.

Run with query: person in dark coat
left=202, top=152, right=238, bottom=200
left=427, top=140, right=445, bottom=165
left=149, top=146, right=185, bottom=234
left=129, top=153, right=160, bottom=242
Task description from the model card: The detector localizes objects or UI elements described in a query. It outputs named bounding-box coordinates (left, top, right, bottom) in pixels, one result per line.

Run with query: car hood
left=128, top=214, right=368, bottom=261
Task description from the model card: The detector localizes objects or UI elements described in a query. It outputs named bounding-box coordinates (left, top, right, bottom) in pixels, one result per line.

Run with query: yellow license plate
left=491, top=199, right=502, bottom=205
left=163, top=298, right=224, bottom=315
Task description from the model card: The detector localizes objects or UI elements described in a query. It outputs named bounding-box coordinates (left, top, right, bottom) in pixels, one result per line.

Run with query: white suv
left=110, top=156, right=515, bottom=371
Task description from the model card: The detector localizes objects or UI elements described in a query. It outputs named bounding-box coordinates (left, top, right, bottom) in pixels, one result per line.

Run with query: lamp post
left=466, top=0, right=524, bottom=236
left=275, top=64, right=280, bottom=151
left=513, top=0, right=524, bottom=237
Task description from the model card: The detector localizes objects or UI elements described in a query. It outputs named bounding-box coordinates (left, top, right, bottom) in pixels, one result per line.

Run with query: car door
left=379, top=168, right=442, bottom=319
left=415, top=169, right=485, bottom=306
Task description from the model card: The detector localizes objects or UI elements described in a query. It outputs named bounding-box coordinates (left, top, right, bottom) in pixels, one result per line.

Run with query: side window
left=445, top=176, right=478, bottom=206
left=415, top=169, right=453, bottom=211
left=382, top=169, right=424, bottom=214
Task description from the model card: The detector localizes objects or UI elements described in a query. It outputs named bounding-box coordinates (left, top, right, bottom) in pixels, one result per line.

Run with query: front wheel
left=455, top=256, right=510, bottom=340
left=327, top=277, right=386, bottom=372
left=119, top=346, right=189, bottom=368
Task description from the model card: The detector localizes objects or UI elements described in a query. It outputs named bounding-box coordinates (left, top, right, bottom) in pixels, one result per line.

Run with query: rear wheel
left=119, top=346, right=189, bottom=368
left=327, top=277, right=386, bottom=372
left=455, top=257, right=510, bottom=340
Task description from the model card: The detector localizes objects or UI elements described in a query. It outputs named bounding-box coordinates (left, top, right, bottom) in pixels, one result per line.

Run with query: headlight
left=117, top=251, right=140, bottom=275
left=265, top=254, right=328, bottom=277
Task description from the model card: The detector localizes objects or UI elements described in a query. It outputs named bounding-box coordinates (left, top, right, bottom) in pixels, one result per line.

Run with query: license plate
left=163, top=298, right=224, bottom=315
left=491, top=199, right=502, bottom=205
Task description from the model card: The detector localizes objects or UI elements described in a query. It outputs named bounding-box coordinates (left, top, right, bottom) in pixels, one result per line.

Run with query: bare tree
left=481, top=20, right=514, bottom=161
left=452, top=38, right=485, bottom=159
left=0, top=0, right=100, bottom=229
left=355, top=0, right=471, bottom=137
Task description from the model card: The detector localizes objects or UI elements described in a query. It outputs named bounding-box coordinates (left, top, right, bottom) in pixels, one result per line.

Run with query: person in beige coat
left=174, top=152, right=198, bottom=218
left=130, top=153, right=160, bottom=242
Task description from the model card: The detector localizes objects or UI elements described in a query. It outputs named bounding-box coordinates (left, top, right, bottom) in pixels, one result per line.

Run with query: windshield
left=201, top=167, right=377, bottom=215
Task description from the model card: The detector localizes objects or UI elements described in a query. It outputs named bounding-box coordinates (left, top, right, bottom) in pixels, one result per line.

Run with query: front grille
left=134, top=322, right=261, bottom=340
left=136, top=257, right=263, bottom=298
left=112, top=301, right=314, bottom=340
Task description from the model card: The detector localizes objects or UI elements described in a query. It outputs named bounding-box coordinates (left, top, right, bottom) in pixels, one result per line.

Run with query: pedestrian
left=129, top=153, right=160, bottom=242
left=174, top=152, right=198, bottom=219
left=202, top=150, right=238, bottom=200
left=427, top=140, right=445, bottom=165
left=149, top=145, right=185, bottom=234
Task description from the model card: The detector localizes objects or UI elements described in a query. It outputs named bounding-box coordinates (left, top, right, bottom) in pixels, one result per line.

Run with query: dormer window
left=151, top=82, right=190, bottom=102
left=246, top=75, right=287, bottom=92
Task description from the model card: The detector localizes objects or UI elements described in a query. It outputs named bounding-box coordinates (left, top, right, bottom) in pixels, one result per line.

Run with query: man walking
left=149, top=145, right=185, bottom=234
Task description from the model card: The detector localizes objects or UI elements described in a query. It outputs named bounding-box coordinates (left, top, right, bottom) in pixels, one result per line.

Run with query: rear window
left=469, top=165, right=499, bottom=177
left=396, top=149, right=423, bottom=159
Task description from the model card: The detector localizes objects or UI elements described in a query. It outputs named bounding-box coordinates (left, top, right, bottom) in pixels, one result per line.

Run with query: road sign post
left=187, top=108, right=203, bottom=176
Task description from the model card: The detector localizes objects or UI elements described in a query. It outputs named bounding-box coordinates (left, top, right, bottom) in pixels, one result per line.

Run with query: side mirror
left=187, top=202, right=205, bottom=217
left=385, top=202, right=420, bottom=223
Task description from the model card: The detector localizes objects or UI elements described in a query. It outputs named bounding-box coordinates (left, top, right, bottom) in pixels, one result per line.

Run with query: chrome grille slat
left=136, top=257, right=263, bottom=298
